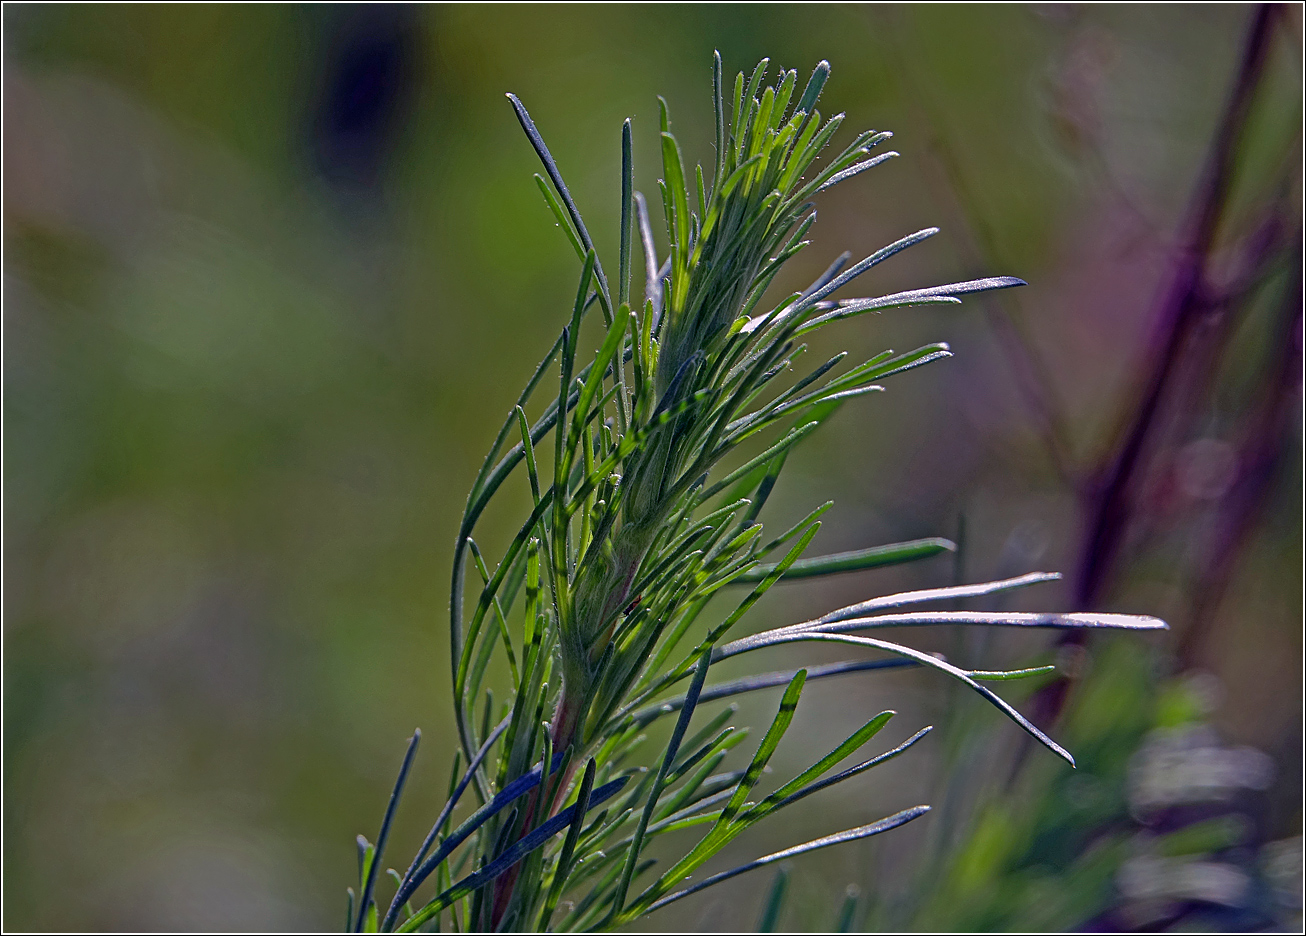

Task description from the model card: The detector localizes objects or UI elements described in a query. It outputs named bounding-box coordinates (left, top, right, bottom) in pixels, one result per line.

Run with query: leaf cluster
left=348, top=54, right=1166, bottom=933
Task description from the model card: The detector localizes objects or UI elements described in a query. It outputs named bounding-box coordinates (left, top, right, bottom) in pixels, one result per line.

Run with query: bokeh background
left=4, top=4, right=1301, bottom=932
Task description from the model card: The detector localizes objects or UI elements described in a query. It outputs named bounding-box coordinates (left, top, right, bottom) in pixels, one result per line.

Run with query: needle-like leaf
left=733, top=537, right=956, bottom=582
left=645, top=807, right=930, bottom=916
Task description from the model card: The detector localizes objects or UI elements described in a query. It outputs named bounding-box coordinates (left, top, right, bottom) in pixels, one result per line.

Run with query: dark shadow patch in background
left=306, top=5, right=421, bottom=192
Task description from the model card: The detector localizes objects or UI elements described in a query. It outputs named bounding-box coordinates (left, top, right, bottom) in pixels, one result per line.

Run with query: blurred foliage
left=3, top=4, right=1300, bottom=932
left=883, top=647, right=1301, bottom=933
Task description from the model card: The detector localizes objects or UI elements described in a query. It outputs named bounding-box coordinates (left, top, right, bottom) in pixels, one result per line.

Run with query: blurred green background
left=4, top=4, right=1301, bottom=932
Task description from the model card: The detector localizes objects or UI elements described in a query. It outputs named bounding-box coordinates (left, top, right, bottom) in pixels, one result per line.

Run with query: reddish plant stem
left=1073, top=3, right=1279, bottom=612
left=486, top=522, right=652, bottom=928
left=486, top=687, right=586, bottom=928
left=987, top=7, right=1285, bottom=778
left=1175, top=252, right=1302, bottom=669
left=1013, top=3, right=1285, bottom=755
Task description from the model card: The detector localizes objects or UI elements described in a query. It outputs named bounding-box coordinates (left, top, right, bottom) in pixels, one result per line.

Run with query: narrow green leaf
left=515, top=406, right=541, bottom=506
left=631, top=658, right=915, bottom=730
left=388, top=745, right=567, bottom=922
left=661, top=132, right=691, bottom=260
left=734, top=537, right=956, bottom=583
left=793, top=60, right=831, bottom=128
left=385, top=870, right=415, bottom=922
left=670, top=704, right=737, bottom=775
left=535, top=173, right=585, bottom=261
left=700, top=421, right=820, bottom=501
left=720, top=669, right=805, bottom=827
left=507, top=93, right=612, bottom=317
left=467, top=540, right=520, bottom=690
left=612, top=649, right=713, bottom=918
left=666, top=728, right=738, bottom=787
left=717, top=629, right=1078, bottom=766
left=758, top=866, right=789, bottom=931
left=813, top=149, right=898, bottom=194
left=557, top=250, right=598, bottom=487
left=357, top=836, right=373, bottom=893
left=621, top=671, right=807, bottom=920
left=643, top=806, right=929, bottom=916
left=788, top=228, right=941, bottom=321
left=751, top=87, right=776, bottom=158
left=355, top=731, right=420, bottom=932
left=742, top=712, right=895, bottom=826
left=712, top=51, right=726, bottom=188
left=619, top=119, right=634, bottom=308
left=798, top=276, right=1028, bottom=334
left=805, top=610, right=1169, bottom=636
left=695, top=162, right=707, bottom=221
left=772, top=69, right=797, bottom=127
left=814, top=571, right=1061, bottom=625
left=383, top=721, right=508, bottom=931
left=739, top=58, right=770, bottom=155
left=730, top=70, right=745, bottom=154
left=572, top=303, right=632, bottom=448
left=757, top=500, right=833, bottom=557
left=656, top=749, right=732, bottom=821
left=778, top=107, right=822, bottom=192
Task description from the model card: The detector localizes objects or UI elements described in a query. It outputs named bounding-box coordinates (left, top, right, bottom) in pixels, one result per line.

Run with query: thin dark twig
left=1075, top=3, right=1279, bottom=610
left=1013, top=3, right=1286, bottom=761
left=1177, top=246, right=1303, bottom=667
